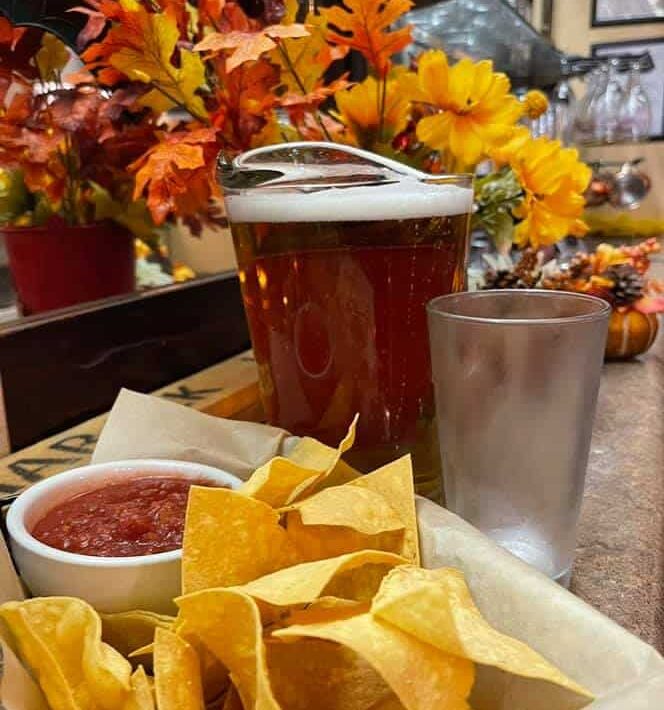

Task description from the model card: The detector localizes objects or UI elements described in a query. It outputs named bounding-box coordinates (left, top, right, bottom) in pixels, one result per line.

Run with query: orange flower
left=510, top=137, right=591, bottom=248
left=404, top=51, right=523, bottom=168
left=488, top=126, right=530, bottom=167
left=335, top=74, right=409, bottom=146
left=522, top=90, right=548, bottom=120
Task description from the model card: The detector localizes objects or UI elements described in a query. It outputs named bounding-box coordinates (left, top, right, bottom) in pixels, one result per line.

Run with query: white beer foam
left=226, top=178, right=473, bottom=223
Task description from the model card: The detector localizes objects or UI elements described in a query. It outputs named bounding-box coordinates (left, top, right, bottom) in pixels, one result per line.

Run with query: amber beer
left=228, top=178, right=472, bottom=499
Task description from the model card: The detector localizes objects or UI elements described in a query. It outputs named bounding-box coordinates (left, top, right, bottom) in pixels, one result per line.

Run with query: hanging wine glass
left=619, top=59, right=651, bottom=143
left=573, top=65, right=607, bottom=144
left=550, top=57, right=576, bottom=144
left=592, top=58, right=625, bottom=144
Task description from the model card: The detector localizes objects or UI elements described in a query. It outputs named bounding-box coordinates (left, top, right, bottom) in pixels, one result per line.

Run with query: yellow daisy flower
left=522, top=89, right=549, bottom=120
left=488, top=125, right=531, bottom=166
left=510, top=137, right=592, bottom=248
left=404, top=50, right=523, bottom=169
left=335, top=74, right=409, bottom=146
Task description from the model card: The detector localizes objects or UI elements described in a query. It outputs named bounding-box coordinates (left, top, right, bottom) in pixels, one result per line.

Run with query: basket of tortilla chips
left=0, top=390, right=662, bottom=709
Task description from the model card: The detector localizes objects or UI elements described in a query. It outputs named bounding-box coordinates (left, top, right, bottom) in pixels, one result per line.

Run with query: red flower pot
left=3, top=221, right=135, bottom=315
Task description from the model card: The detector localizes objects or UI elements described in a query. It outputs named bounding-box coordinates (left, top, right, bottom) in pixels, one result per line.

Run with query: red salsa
left=31, top=476, right=225, bottom=557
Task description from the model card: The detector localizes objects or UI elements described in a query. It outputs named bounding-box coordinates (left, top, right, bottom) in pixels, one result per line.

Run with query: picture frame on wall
left=592, top=38, right=664, bottom=140
left=591, top=0, right=664, bottom=27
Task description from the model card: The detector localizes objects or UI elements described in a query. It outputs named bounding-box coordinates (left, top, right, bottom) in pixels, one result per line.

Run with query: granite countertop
left=571, top=271, right=663, bottom=652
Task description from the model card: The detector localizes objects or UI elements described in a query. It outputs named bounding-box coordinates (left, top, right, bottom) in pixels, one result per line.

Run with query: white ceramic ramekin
left=6, top=459, right=241, bottom=614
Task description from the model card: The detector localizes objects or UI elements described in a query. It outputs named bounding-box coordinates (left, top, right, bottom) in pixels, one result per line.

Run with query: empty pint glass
left=427, top=291, right=611, bottom=584
left=221, top=143, right=473, bottom=499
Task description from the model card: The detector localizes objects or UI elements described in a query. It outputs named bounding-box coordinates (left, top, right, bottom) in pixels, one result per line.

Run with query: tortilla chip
left=241, top=416, right=357, bottom=507
left=285, top=513, right=404, bottom=563
left=182, top=487, right=298, bottom=593
left=274, top=612, right=474, bottom=710
left=166, top=617, right=229, bottom=706
left=266, top=637, right=400, bottom=710
left=0, top=597, right=133, bottom=710
left=176, top=588, right=280, bottom=710
left=371, top=566, right=593, bottom=699
left=348, top=456, right=420, bottom=565
left=125, top=666, right=155, bottom=710
left=236, top=551, right=407, bottom=609
left=153, top=628, right=204, bottom=710
left=101, top=611, right=174, bottom=659
left=313, top=458, right=362, bottom=489
left=280, top=597, right=368, bottom=627
left=222, top=685, right=244, bottom=710
left=282, top=486, right=405, bottom=536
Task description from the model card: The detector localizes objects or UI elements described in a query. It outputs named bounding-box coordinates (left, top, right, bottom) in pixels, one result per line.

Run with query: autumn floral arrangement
left=0, top=0, right=584, bottom=254
left=483, top=239, right=664, bottom=358
left=0, top=20, right=160, bottom=241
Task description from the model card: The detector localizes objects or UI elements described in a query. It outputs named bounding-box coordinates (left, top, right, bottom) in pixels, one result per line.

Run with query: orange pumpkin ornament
left=605, top=309, right=659, bottom=360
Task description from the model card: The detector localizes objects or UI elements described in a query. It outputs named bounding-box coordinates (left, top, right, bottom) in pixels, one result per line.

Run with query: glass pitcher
left=219, top=142, right=473, bottom=500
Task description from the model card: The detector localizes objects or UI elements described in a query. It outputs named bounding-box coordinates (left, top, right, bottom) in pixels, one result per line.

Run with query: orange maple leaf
left=322, top=0, right=413, bottom=78
left=81, top=1, right=207, bottom=119
left=194, top=24, right=309, bottom=72
left=280, top=76, right=351, bottom=121
left=198, top=0, right=226, bottom=28
left=211, top=60, right=279, bottom=151
left=130, top=128, right=219, bottom=224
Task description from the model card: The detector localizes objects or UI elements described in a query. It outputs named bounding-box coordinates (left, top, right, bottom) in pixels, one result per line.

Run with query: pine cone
left=604, top=264, right=644, bottom=306
left=483, top=269, right=524, bottom=289
left=566, top=253, right=592, bottom=280
left=513, top=249, right=541, bottom=288
left=540, top=273, right=570, bottom=290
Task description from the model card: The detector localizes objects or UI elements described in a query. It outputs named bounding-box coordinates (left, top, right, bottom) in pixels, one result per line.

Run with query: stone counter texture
left=571, top=305, right=663, bottom=652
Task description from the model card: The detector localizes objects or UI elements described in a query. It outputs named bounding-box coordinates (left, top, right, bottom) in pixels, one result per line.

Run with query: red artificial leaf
left=70, top=2, right=115, bottom=49
left=48, top=87, right=104, bottom=134
left=0, top=25, right=42, bottom=80
left=194, top=23, right=308, bottom=72
left=129, top=127, right=220, bottom=224
left=98, top=85, right=151, bottom=122
left=322, top=0, right=413, bottom=77
left=0, top=17, right=26, bottom=49
left=0, top=17, right=13, bottom=44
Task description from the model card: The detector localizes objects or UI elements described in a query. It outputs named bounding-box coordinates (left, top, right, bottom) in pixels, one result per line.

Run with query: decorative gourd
left=605, top=309, right=659, bottom=360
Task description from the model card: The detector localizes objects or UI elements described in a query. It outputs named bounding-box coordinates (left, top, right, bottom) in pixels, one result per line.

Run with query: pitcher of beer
left=220, top=142, right=473, bottom=500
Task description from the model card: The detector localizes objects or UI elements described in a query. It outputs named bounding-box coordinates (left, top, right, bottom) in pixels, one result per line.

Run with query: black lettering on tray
left=160, top=385, right=222, bottom=405
left=50, top=434, right=97, bottom=455
left=7, top=457, right=81, bottom=483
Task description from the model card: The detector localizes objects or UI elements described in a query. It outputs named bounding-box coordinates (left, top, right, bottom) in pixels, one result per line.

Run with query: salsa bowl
left=6, top=459, right=241, bottom=613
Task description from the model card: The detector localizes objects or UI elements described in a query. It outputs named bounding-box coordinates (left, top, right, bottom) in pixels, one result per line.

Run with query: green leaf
left=475, top=206, right=515, bottom=255
left=33, top=193, right=55, bottom=226
left=475, top=167, right=522, bottom=212
left=473, top=167, right=524, bottom=253
left=0, top=169, right=29, bottom=225
left=88, top=181, right=161, bottom=247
